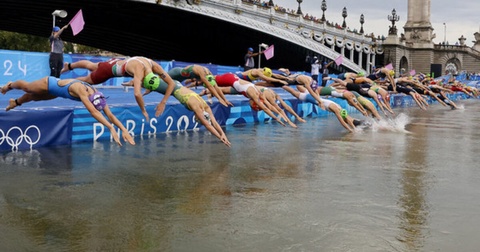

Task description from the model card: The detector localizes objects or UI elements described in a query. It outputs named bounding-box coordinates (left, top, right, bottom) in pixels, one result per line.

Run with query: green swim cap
left=143, top=72, right=160, bottom=90
left=357, top=71, right=365, bottom=77
left=204, top=75, right=217, bottom=87
left=340, top=109, right=348, bottom=119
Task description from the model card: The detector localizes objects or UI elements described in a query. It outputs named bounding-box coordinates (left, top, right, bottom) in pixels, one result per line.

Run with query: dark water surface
left=1, top=100, right=480, bottom=252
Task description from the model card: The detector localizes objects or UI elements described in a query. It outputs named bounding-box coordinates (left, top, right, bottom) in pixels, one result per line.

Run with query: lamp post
left=258, top=43, right=269, bottom=68
left=387, top=8, right=400, bottom=35
left=341, top=7, right=347, bottom=28
left=321, top=0, right=327, bottom=22
left=296, top=0, right=303, bottom=15
left=52, top=10, right=68, bottom=28
left=443, top=23, right=446, bottom=44
left=359, top=14, right=364, bottom=34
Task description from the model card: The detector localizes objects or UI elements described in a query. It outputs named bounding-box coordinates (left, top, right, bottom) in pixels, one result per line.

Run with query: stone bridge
left=158, top=0, right=384, bottom=73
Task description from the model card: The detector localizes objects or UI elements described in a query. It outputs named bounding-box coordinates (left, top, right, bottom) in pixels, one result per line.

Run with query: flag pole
left=258, top=43, right=268, bottom=68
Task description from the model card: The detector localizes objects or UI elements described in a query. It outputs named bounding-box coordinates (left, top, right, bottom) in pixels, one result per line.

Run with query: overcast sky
left=272, top=0, right=480, bottom=47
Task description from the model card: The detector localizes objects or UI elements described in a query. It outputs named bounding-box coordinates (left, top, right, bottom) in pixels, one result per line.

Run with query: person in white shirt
left=310, top=56, right=320, bottom=83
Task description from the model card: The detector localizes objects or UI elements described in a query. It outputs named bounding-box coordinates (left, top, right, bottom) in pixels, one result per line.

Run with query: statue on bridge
left=473, top=31, right=480, bottom=51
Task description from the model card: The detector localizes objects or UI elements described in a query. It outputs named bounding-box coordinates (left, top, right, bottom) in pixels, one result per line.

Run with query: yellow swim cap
left=263, top=67, right=272, bottom=77
left=389, top=70, right=395, bottom=76
left=143, top=72, right=160, bottom=90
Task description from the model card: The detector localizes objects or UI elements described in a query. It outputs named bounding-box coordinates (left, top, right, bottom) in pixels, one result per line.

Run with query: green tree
left=0, top=31, right=50, bottom=52
left=0, top=31, right=99, bottom=54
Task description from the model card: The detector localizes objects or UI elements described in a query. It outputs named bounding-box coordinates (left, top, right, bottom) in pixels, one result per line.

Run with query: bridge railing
left=434, top=44, right=480, bottom=55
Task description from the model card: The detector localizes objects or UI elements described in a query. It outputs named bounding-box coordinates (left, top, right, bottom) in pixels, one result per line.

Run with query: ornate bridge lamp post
left=341, top=7, right=347, bottom=28
left=321, top=0, right=327, bottom=22
left=387, top=8, right=400, bottom=35
left=296, top=0, right=303, bottom=15
left=359, top=14, right=364, bottom=34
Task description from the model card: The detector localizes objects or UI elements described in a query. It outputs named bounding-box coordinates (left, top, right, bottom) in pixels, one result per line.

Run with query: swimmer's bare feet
left=1, top=81, right=13, bottom=94
left=60, top=62, right=70, bottom=74
left=6, top=98, right=18, bottom=111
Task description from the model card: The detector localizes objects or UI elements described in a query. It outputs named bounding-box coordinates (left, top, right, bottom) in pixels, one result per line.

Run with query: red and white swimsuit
left=215, top=73, right=256, bottom=98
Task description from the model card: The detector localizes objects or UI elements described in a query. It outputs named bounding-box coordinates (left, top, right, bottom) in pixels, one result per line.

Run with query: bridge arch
left=439, top=52, right=461, bottom=75
left=445, top=58, right=461, bottom=75
left=1, top=0, right=384, bottom=73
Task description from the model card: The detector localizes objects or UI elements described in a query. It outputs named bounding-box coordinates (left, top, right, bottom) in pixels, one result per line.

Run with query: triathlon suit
left=154, top=79, right=206, bottom=110
left=337, top=73, right=347, bottom=80
left=286, top=74, right=318, bottom=89
left=298, top=90, right=335, bottom=109
left=389, top=80, right=415, bottom=94
left=369, top=83, right=382, bottom=94
left=411, top=86, right=428, bottom=95
left=154, top=79, right=182, bottom=95
left=168, top=65, right=210, bottom=84
left=47, top=76, right=90, bottom=101
left=350, top=91, right=371, bottom=107
left=167, top=67, right=187, bottom=82
left=366, top=73, right=377, bottom=80
left=168, top=65, right=205, bottom=83
left=298, top=90, right=318, bottom=104
left=406, top=79, right=428, bottom=95
left=124, top=56, right=153, bottom=77
left=427, top=85, right=441, bottom=93
left=370, top=83, right=390, bottom=102
left=319, top=86, right=344, bottom=98
left=450, top=85, right=464, bottom=92
left=366, top=69, right=386, bottom=81
left=284, top=74, right=301, bottom=86
left=345, top=83, right=370, bottom=97
left=258, top=87, right=271, bottom=95
left=319, top=98, right=339, bottom=112
left=235, top=71, right=257, bottom=82
left=426, top=85, right=449, bottom=103
left=215, top=73, right=256, bottom=98
left=89, top=58, right=127, bottom=84
left=428, top=85, right=454, bottom=106
left=338, top=73, right=357, bottom=81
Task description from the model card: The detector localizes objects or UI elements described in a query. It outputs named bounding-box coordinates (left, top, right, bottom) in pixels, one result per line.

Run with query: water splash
left=356, top=113, right=411, bottom=133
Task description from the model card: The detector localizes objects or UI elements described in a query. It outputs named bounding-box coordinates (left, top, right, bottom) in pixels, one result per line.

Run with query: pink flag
left=334, top=55, right=343, bottom=66
left=409, top=69, right=416, bottom=76
left=69, top=9, right=85, bottom=36
left=263, top=45, right=274, bottom=60
left=384, top=63, right=393, bottom=70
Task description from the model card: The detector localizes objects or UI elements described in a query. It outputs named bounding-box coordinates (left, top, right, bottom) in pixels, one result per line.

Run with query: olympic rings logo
left=0, top=125, right=41, bottom=151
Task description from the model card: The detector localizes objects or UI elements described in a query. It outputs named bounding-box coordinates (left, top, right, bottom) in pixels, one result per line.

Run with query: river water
left=1, top=99, right=480, bottom=251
